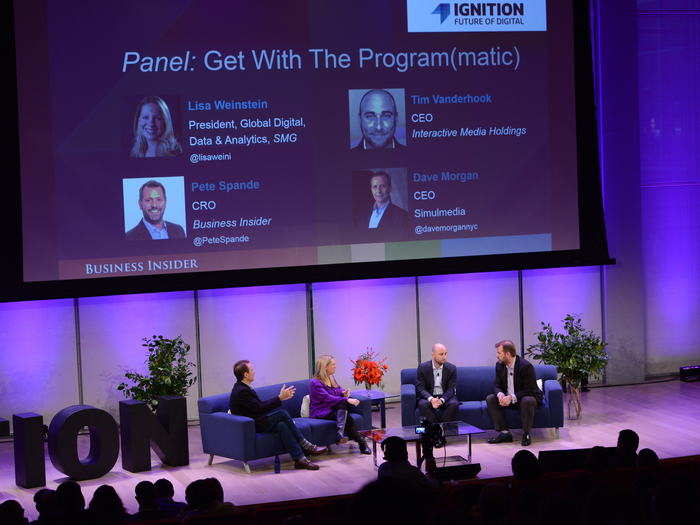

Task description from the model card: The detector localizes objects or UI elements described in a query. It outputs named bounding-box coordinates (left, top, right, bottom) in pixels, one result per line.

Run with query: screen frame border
left=2, top=0, right=613, bottom=302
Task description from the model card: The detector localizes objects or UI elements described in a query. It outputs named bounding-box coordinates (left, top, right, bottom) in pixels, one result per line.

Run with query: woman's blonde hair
left=313, top=354, right=339, bottom=387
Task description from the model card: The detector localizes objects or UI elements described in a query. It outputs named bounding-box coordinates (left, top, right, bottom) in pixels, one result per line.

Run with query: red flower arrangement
left=350, top=348, right=389, bottom=390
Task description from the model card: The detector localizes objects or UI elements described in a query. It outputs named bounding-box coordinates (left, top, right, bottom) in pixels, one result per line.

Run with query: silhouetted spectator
left=30, top=489, right=59, bottom=524
left=132, top=480, right=174, bottom=522
left=154, top=478, right=187, bottom=516
left=585, top=446, right=610, bottom=472
left=511, top=449, right=542, bottom=481
left=351, top=478, right=430, bottom=523
left=636, top=447, right=659, bottom=469
left=612, top=429, right=639, bottom=468
left=634, top=449, right=661, bottom=521
left=183, top=478, right=235, bottom=518
left=86, top=485, right=129, bottom=524
left=55, top=480, right=89, bottom=524
left=184, top=478, right=208, bottom=515
left=0, top=500, right=28, bottom=525
left=377, top=436, right=433, bottom=488
left=478, top=483, right=509, bottom=525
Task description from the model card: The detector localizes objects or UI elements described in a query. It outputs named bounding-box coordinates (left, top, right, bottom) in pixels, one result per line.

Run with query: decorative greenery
left=350, top=347, right=389, bottom=390
left=117, top=335, right=197, bottom=411
left=526, top=314, right=609, bottom=390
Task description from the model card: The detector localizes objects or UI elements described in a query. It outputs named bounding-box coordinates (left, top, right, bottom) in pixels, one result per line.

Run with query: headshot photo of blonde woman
left=130, top=96, right=182, bottom=158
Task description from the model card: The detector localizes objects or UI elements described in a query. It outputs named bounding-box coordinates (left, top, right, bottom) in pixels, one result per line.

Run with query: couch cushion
left=304, top=418, right=338, bottom=445
left=457, top=401, right=485, bottom=428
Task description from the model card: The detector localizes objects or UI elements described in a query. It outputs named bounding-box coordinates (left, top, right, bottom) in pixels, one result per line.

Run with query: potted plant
left=526, top=314, right=608, bottom=419
left=117, top=335, right=197, bottom=411
left=350, top=348, right=389, bottom=391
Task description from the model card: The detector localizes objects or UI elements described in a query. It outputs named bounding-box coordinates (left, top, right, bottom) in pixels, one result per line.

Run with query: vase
left=364, top=382, right=372, bottom=391
left=566, top=385, right=582, bottom=420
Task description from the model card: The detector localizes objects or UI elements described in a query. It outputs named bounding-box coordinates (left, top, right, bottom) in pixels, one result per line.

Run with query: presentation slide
left=13, top=0, right=579, bottom=282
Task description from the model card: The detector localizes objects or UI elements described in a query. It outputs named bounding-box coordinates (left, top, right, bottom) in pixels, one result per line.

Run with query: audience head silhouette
left=135, top=480, right=158, bottom=509
left=88, top=484, right=127, bottom=519
left=55, top=480, right=85, bottom=514
left=33, top=488, right=58, bottom=520
left=637, top=447, right=659, bottom=468
left=617, top=429, right=640, bottom=454
left=154, top=477, right=175, bottom=499
left=511, top=449, right=541, bottom=481
left=0, top=500, right=26, bottom=525
left=381, top=436, right=409, bottom=462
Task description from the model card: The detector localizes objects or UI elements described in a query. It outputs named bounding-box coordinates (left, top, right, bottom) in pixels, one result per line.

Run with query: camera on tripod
left=415, top=418, right=446, bottom=449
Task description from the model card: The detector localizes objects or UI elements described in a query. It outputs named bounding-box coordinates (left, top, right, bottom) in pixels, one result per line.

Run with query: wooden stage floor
left=1, top=380, right=699, bottom=520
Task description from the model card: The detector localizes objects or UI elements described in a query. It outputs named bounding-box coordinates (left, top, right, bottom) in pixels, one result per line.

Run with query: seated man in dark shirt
left=378, top=436, right=433, bottom=488
left=229, top=359, right=326, bottom=470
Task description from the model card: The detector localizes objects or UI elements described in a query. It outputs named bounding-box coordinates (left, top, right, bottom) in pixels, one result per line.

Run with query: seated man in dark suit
left=229, top=360, right=326, bottom=471
left=416, top=343, right=459, bottom=424
left=416, top=344, right=458, bottom=468
left=486, top=340, right=543, bottom=447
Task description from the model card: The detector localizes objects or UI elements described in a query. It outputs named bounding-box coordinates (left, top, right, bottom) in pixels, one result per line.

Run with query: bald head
left=432, top=343, right=448, bottom=365
left=358, top=89, right=397, bottom=149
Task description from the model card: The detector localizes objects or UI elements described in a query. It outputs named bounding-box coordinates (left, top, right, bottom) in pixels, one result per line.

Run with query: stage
left=1, top=380, right=698, bottom=520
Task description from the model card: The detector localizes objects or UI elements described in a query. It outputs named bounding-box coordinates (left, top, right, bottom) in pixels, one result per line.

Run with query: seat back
left=250, top=379, right=311, bottom=418
left=400, top=364, right=559, bottom=402
left=198, top=379, right=312, bottom=417
left=534, top=364, right=558, bottom=381
left=455, top=366, right=495, bottom=400
left=198, top=393, right=229, bottom=415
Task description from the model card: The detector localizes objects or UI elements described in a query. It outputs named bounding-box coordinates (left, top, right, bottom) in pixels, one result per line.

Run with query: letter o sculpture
left=48, top=405, right=119, bottom=481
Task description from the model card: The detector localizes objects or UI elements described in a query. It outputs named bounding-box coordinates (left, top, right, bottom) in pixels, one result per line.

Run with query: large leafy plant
left=526, top=314, right=608, bottom=389
left=117, top=335, right=197, bottom=411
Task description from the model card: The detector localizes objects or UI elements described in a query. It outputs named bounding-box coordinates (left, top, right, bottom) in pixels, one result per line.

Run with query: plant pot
left=567, top=386, right=582, bottom=420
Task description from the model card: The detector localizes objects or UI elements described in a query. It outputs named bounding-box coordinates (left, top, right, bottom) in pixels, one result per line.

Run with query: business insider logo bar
left=407, top=0, right=547, bottom=32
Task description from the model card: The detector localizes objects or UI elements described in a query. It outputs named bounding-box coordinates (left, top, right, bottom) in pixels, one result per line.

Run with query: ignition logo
left=432, top=3, right=451, bottom=23
left=407, top=0, right=547, bottom=33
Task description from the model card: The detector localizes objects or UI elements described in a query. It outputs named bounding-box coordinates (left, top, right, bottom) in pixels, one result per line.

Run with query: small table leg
left=372, top=440, right=378, bottom=468
left=468, top=434, right=472, bottom=463
left=415, top=440, right=423, bottom=468
left=378, top=399, right=387, bottom=429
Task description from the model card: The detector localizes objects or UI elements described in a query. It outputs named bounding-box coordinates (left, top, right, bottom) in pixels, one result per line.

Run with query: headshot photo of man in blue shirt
left=125, top=179, right=186, bottom=240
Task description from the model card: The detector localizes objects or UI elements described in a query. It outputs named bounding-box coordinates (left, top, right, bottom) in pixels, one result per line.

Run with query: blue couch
left=400, top=365, right=563, bottom=432
left=198, top=379, right=372, bottom=473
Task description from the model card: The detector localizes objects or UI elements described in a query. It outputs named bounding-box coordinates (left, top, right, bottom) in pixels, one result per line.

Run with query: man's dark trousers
left=260, top=409, right=304, bottom=460
left=485, top=394, right=537, bottom=434
left=417, top=399, right=460, bottom=424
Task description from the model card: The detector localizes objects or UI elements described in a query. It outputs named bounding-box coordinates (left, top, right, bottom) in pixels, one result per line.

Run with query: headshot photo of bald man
left=348, top=88, right=407, bottom=151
